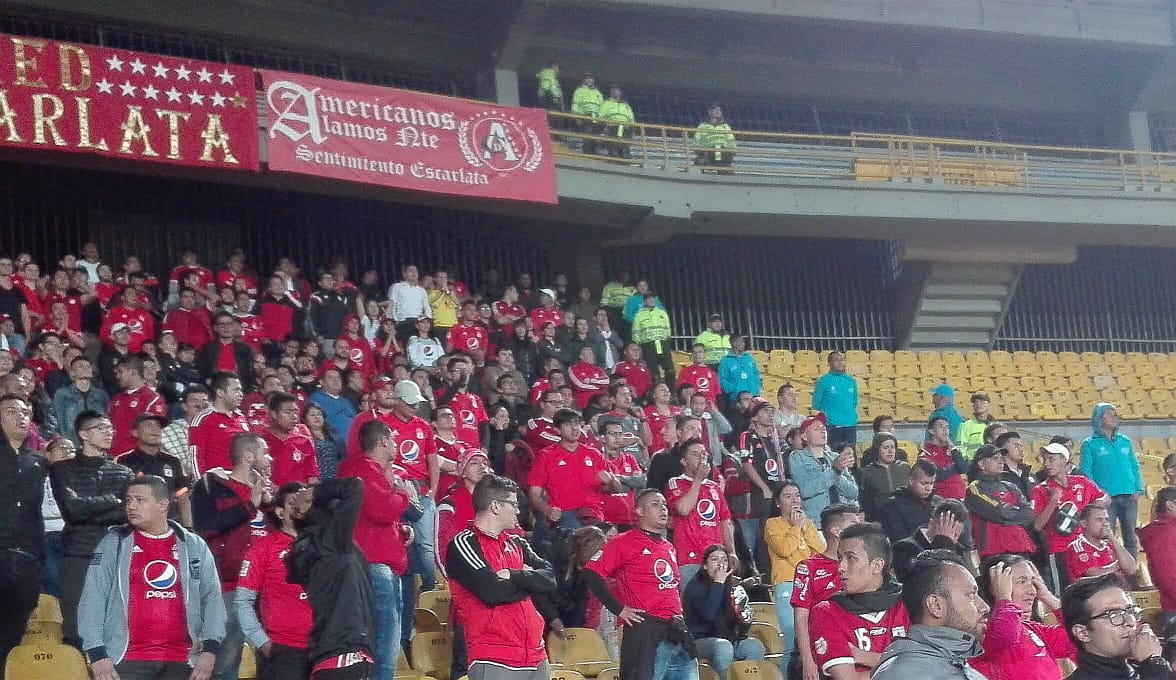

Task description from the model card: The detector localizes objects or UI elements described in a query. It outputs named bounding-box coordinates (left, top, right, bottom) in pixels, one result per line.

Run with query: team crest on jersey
left=250, top=511, right=267, bottom=530
left=584, top=458, right=594, bottom=467
left=416, top=429, right=426, bottom=440
left=293, top=449, right=303, bottom=462
left=467, top=337, right=480, bottom=350
left=814, top=637, right=828, bottom=655
left=764, top=458, right=779, bottom=476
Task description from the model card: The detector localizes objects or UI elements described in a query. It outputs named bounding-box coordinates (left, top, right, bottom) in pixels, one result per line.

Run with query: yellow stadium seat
left=414, top=608, right=444, bottom=633
left=1092, top=374, right=1116, bottom=389
left=596, top=669, right=620, bottom=680
left=869, top=350, right=893, bottom=362
left=699, top=664, right=720, bottom=680
left=546, top=628, right=614, bottom=678
left=1080, top=352, right=1102, bottom=364
left=19, top=621, right=62, bottom=646
left=770, top=349, right=794, bottom=363
left=411, top=631, right=454, bottom=680
left=749, top=350, right=769, bottom=366
left=398, top=648, right=424, bottom=678
left=240, top=644, right=258, bottom=679
left=1133, top=590, right=1161, bottom=609
left=846, top=350, right=868, bottom=363
left=750, top=602, right=778, bottom=630
left=4, top=644, right=88, bottom=680
left=418, top=590, right=452, bottom=625
left=795, top=350, right=819, bottom=363
left=29, top=594, right=62, bottom=625
left=730, top=660, right=785, bottom=680
left=1142, top=438, right=1167, bottom=457
left=1167, top=437, right=1176, bottom=451
left=1030, top=403, right=1064, bottom=422
left=747, top=622, right=785, bottom=659
left=551, top=671, right=588, bottom=680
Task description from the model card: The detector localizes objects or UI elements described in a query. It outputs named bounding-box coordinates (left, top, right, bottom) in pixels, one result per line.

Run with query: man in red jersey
left=527, top=409, right=618, bottom=546
left=346, top=375, right=398, bottom=460
left=80, top=476, right=225, bottom=680
left=791, top=503, right=860, bottom=680
left=809, top=522, right=909, bottom=680
left=164, top=288, right=214, bottom=351
left=678, top=345, right=720, bottom=405
left=439, top=356, right=488, bottom=450
left=1066, top=503, right=1138, bottom=581
left=437, top=448, right=491, bottom=572
left=107, top=355, right=168, bottom=455
left=613, top=342, right=653, bottom=403
left=44, top=268, right=90, bottom=332
left=1032, top=442, right=1109, bottom=594
left=447, top=301, right=491, bottom=366
left=585, top=489, right=697, bottom=680
left=241, top=375, right=282, bottom=430
left=232, top=291, right=266, bottom=353
left=599, top=418, right=646, bottom=531
left=190, top=372, right=251, bottom=476
left=665, top=438, right=736, bottom=586
left=529, top=289, right=563, bottom=333
left=447, top=474, right=556, bottom=680
left=262, top=392, right=320, bottom=487
left=433, top=406, right=467, bottom=497
left=169, top=248, right=216, bottom=302
left=236, top=482, right=314, bottom=680
left=100, top=287, right=155, bottom=353
left=257, top=275, right=303, bottom=347
left=569, top=345, right=610, bottom=409
left=524, top=389, right=563, bottom=452
left=919, top=416, right=969, bottom=500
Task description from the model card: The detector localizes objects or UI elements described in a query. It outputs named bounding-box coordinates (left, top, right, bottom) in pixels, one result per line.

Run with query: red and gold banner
left=261, top=70, right=557, bottom=204
left=0, top=34, right=258, bottom=170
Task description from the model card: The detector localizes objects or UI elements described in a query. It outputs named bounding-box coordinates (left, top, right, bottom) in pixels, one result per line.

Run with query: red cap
left=800, top=412, right=828, bottom=433
left=371, top=374, right=395, bottom=389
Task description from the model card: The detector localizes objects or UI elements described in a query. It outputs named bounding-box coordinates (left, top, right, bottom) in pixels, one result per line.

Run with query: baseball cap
left=1041, top=442, right=1070, bottom=461
left=708, top=313, right=722, bottom=321
left=456, top=448, right=489, bottom=477
left=748, top=397, right=773, bottom=418
left=539, top=288, right=556, bottom=299
left=394, top=380, right=426, bottom=405
left=371, top=375, right=395, bottom=389
left=110, top=322, right=131, bottom=334
left=973, top=445, right=1003, bottom=461
left=800, top=412, right=828, bottom=433
left=133, top=413, right=170, bottom=429
left=930, top=384, right=955, bottom=397
left=970, top=393, right=990, bottom=403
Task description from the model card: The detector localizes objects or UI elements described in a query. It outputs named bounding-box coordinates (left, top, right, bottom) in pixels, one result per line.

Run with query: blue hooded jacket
left=1079, top=402, right=1143, bottom=497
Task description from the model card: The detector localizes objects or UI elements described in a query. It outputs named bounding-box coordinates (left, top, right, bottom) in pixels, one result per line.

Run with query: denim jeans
left=1108, top=494, right=1140, bottom=559
left=402, top=497, right=436, bottom=646
left=41, top=531, right=63, bottom=597
left=827, top=426, right=856, bottom=450
left=736, top=519, right=762, bottom=565
left=212, top=590, right=244, bottom=680
left=652, top=641, right=699, bottom=680
left=694, top=638, right=765, bottom=677
left=370, top=563, right=404, bottom=680
left=773, top=582, right=796, bottom=673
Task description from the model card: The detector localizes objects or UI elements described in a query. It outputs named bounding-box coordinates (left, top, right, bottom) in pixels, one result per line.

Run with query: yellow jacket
left=763, top=516, right=825, bottom=585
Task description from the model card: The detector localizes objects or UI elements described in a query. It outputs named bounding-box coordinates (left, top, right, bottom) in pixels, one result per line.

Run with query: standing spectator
left=958, top=393, right=995, bottom=460
left=51, top=409, right=134, bottom=647
left=447, top=301, right=490, bottom=365
left=164, top=287, right=214, bottom=351
left=695, top=103, right=736, bottom=168
left=584, top=489, right=695, bottom=680
left=100, top=287, right=155, bottom=353
left=527, top=409, right=617, bottom=547
left=437, top=448, right=491, bottom=571
left=192, top=432, right=273, bottom=680
left=79, top=476, right=225, bottom=680
left=236, top=482, right=313, bottom=680
left=691, top=394, right=731, bottom=464
left=693, top=314, right=730, bottom=370
left=161, top=385, right=210, bottom=476
left=920, top=416, right=969, bottom=500
left=718, top=334, right=761, bottom=403
left=96, top=323, right=132, bottom=394
left=1080, top=402, right=1144, bottom=561
left=491, top=285, right=526, bottom=331
left=388, top=265, right=432, bottom=342
left=679, top=344, right=721, bottom=405
left=197, top=312, right=258, bottom=390
left=189, top=371, right=250, bottom=475
left=644, top=383, right=684, bottom=458
left=965, top=445, right=1037, bottom=560
left=928, top=384, right=964, bottom=443
left=1032, top=442, right=1109, bottom=595
left=262, top=391, right=320, bottom=487
left=1058, top=573, right=1170, bottom=680
left=307, top=368, right=356, bottom=450
left=789, top=413, right=858, bottom=522
left=257, top=275, right=304, bottom=348
left=598, top=418, right=646, bottom=531
left=872, top=551, right=989, bottom=680
left=571, top=73, right=603, bottom=154
left=569, top=346, right=609, bottom=409
left=599, top=272, right=634, bottom=333
left=737, top=399, right=782, bottom=554
left=683, top=545, right=766, bottom=677
left=535, top=61, right=563, bottom=111
left=1065, top=504, right=1138, bottom=581
left=857, top=433, right=910, bottom=521
left=631, top=292, right=675, bottom=384
left=53, top=355, right=109, bottom=444
left=877, top=459, right=941, bottom=545
left=447, top=474, right=556, bottom=680
left=303, top=403, right=341, bottom=480
left=116, top=414, right=194, bottom=526
left=285, top=477, right=374, bottom=680
left=891, top=499, right=970, bottom=584
left=812, top=351, right=859, bottom=448
left=308, top=272, right=349, bottom=353
left=407, top=317, right=444, bottom=371
left=345, top=375, right=400, bottom=460
left=994, top=431, right=1034, bottom=497
left=791, top=503, right=859, bottom=680
left=428, top=270, right=461, bottom=343
left=667, top=438, right=736, bottom=585
left=808, top=522, right=909, bottom=679
left=763, top=482, right=822, bottom=674
left=40, top=436, right=73, bottom=598
left=439, top=356, right=489, bottom=449
left=0, top=394, right=47, bottom=667
left=529, top=289, right=563, bottom=336
left=613, top=342, right=653, bottom=404
left=1139, top=486, right=1176, bottom=631
left=337, top=420, right=414, bottom=680
left=773, top=384, right=804, bottom=439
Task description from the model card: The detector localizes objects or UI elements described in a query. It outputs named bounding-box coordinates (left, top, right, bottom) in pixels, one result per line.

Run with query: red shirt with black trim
left=601, top=452, right=642, bottom=526
left=527, top=442, right=608, bottom=518
left=664, top=474, right=730, bottom=565
left=791, top=553, right=842, bottom=610
left=1065, top=534, right=1119, bottom=580
left=262, top=425, right=320, bottom=487
left=237, top=530, right=312, bottom=649
left=586, top=528, right=683, bottom=619
left=1031, top=474, right=1107, bottom=555
left=809, top=598, right=910, bottom=677
left=189, top=408, right=251, bottom=475
left=125, top=531, right=190, bottom=662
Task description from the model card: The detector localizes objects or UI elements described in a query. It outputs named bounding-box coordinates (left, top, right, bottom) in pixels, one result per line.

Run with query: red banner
left=261, top=70, right=557, bottom=204
left=0, top=34, right=258, bottom=170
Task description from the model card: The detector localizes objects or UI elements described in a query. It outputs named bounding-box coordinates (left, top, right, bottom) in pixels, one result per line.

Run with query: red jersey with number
left=108, top=386, right=168, bottom=456
left=569, top=362, right=610, bottom=409
left=448, top=323, right=490, bottom=354
left=791, top=553, right=842, bottom=610
left=237, top=530, right=312, bottom=649
left=602, top=452, right=642, bottom=525
left=524, top=417, right=561, bottom=451
left=527, top=443, right=608, bottom=518
left=447, top=392, right=488, bottom=449
left=613, top=361, right=653, bottom=402
left=678, top=365, right=720, bottom=403
left=665, top=475, right=730, bottom=565
left=125, top=531, right=190, bottom=662
left=262, top=425, right=320, bottom=487
left=1065, top=534, right=1118, bottom=580
left=644, top=405, right=684, bottom=454
left=189, top=408, right=251, bottom=475
left=586, top=528, right=682, bottom=619
left=387, top=413, right=437, bottom=486
left=1031, top=475, right=1107, bottom=555
left=434, top=436, right=467, bottom=498
left=810, top=598, right=910, bottom=677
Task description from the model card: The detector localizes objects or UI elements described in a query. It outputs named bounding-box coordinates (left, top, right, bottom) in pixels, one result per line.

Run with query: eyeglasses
left=83, top=424, right=113, bottom=432
left=494, top=498, right=519, bottom=509
left=1085, top=605, right=1143, bottom=627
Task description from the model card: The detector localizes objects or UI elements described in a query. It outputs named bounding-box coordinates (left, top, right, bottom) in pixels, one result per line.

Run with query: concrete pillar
left=573, top=241, right=605, bottom=293
left=1128, top=110, right=1153, bottom=153
left=495, top=68, right=521, bottom=106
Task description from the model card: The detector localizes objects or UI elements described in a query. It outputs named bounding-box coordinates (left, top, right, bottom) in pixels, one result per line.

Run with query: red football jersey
left=529, top=307, right=563, bottom=331
left=613, top=361, right=653, bottom=402
left=569, top=362, right=610, bottom=409
left=524, top=417, right=561, bottom=451
left=447, top=392, right=488, bottom=449
left=386, top=413, right=437, bottom=486
left=189, top=408, right=251, bottom=475
left=262, top=425, right=320, bottom=487
left=235, top=313, right=265, bottom=351
left=1031, top=475, right=1108, bottom=555
left=664, top=475, right=731, bottom=565
left=527, top=443, right=608, bottom=518
left=170, top=265, right=215, bottom=288
left=237, top=530, right=312, bottom=649
left=810, top=599, right=911, bottom=677
left=492, top=301, right=526, bottom=327
left=602, top=452, right=642, bottom=526
left=434, top=435, right=467, bottom=497
left=586, top=528, right=683, bottom=619
left=125, top=532, right=190, bottom=662
left=791, top=553, right=842, bottom=610
left=1065, top=534, right=1119, bottom=580
left=43, top=292, right=83, bottom=331
left=678, top=365, right=720, bottom=402
left=644, top=405, right=684, bottom=454
left=920, top=443, right=966, bottom=500
left=448, top=322, right=491, bottom=354
left=108, top=386, right=168, bottom=456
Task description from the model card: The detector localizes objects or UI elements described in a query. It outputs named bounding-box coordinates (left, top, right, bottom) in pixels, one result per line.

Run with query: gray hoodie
left=872, top=625, right=988, bottom=680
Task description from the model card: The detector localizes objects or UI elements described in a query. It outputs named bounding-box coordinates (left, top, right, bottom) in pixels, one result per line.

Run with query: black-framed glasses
left=1085, top=605, right=1143, bottom=627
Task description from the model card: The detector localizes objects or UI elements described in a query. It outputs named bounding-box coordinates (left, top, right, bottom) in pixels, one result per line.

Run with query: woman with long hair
left=303, top=403, right=341, bottom=480
left=683, top=544, right=765, bottom=678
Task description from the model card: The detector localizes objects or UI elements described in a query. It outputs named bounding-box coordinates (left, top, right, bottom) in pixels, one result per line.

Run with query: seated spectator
left=684, top=545, right=766, bottom=678
left=53, top=355, right=109, bottom=444
left=1139, top=486, right=1176, bottom=631
left=695, top=102, right=736, bottom=167
left=965, top=445, right=1037, bottom=560
left=858, top=433, right=910, bottom=520
left=1059, top=573, right=1170, bottom=680
left=100, top=285, right=154, bottom=353
left=877, top=458, right=941, bottom=544
left=892, top=499, right=970, bottom=584
left=920, top=416, right=969, bottom=500
left=1065, top=503, right=1138, bottom=582
left=763, top=481, right=822, bottom=673
left=568, top=345, right=609, bottom=409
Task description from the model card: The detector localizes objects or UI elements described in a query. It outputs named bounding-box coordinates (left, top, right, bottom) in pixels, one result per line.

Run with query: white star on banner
left=95, top=79, right=114, bottom=94
left=196, top=67, right=213, bottom=83
left=152, top=62, right=169, bottom=79
left=106, top=55, right=124, bottom=71
left=218, top=69, right=235, bottom=85
left=174, top=64, right=191, bottom=81
left=129, top=58, right=146, bottom=75
left=142, top=84, right=159, bottom=100
left=165, top=87, right=182, bottom=103
left=187, top=90, right=205, bottom=106
left=210, top=92, right=227, bottom=107
left=119, top=81, right=137, bottom=97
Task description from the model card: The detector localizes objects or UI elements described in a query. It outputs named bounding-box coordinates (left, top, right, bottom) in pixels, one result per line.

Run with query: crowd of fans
left=0, top=242, right=1174, bottom=680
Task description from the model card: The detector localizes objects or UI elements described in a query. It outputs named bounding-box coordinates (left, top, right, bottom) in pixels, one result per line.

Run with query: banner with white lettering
left=261, top=70, right=557, bottom=204
left=0, top=34, right=258, bottom=170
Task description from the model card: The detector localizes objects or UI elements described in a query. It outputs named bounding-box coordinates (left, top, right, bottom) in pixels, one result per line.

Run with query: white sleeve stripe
left=452, top=531, right=487, bottom=570
left=820, top=658, right=855, bottom=674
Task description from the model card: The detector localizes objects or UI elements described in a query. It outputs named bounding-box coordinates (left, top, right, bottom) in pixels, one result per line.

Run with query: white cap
left=539, top=288, right=556, bottom=299
left=1042, top=442, right=1070, bottom=462
left=394, top=380, right=426, bottom=405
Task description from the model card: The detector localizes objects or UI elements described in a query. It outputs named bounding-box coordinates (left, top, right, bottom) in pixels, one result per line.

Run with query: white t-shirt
left=388, top=281, right=431, bottom=322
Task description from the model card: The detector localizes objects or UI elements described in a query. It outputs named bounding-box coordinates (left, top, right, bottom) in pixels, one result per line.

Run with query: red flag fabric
left=0, top=34, right=258, bottom=170
left=261, top=70, right=557, bottom=204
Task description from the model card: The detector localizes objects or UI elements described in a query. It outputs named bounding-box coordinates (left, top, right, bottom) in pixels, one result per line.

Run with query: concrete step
left=920, top=298, right=1004, bottom=314
left=908, top=330, right=992, bottom=346
left=924, top=283, right=1010, bottom=298
left=913, top=315, right=999, bottom=329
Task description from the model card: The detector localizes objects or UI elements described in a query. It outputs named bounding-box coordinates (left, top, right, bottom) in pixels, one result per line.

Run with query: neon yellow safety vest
left=695, top=121, right=736, bottom=149
left=571, top=86, right=604, bottom=117
left=598, top=99, right=635, bottom=137
left=536, top=68, right=562, bottom=100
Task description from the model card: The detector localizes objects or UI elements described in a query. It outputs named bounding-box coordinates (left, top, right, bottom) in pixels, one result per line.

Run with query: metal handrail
left=547, top=111, right=1176, bottom=192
